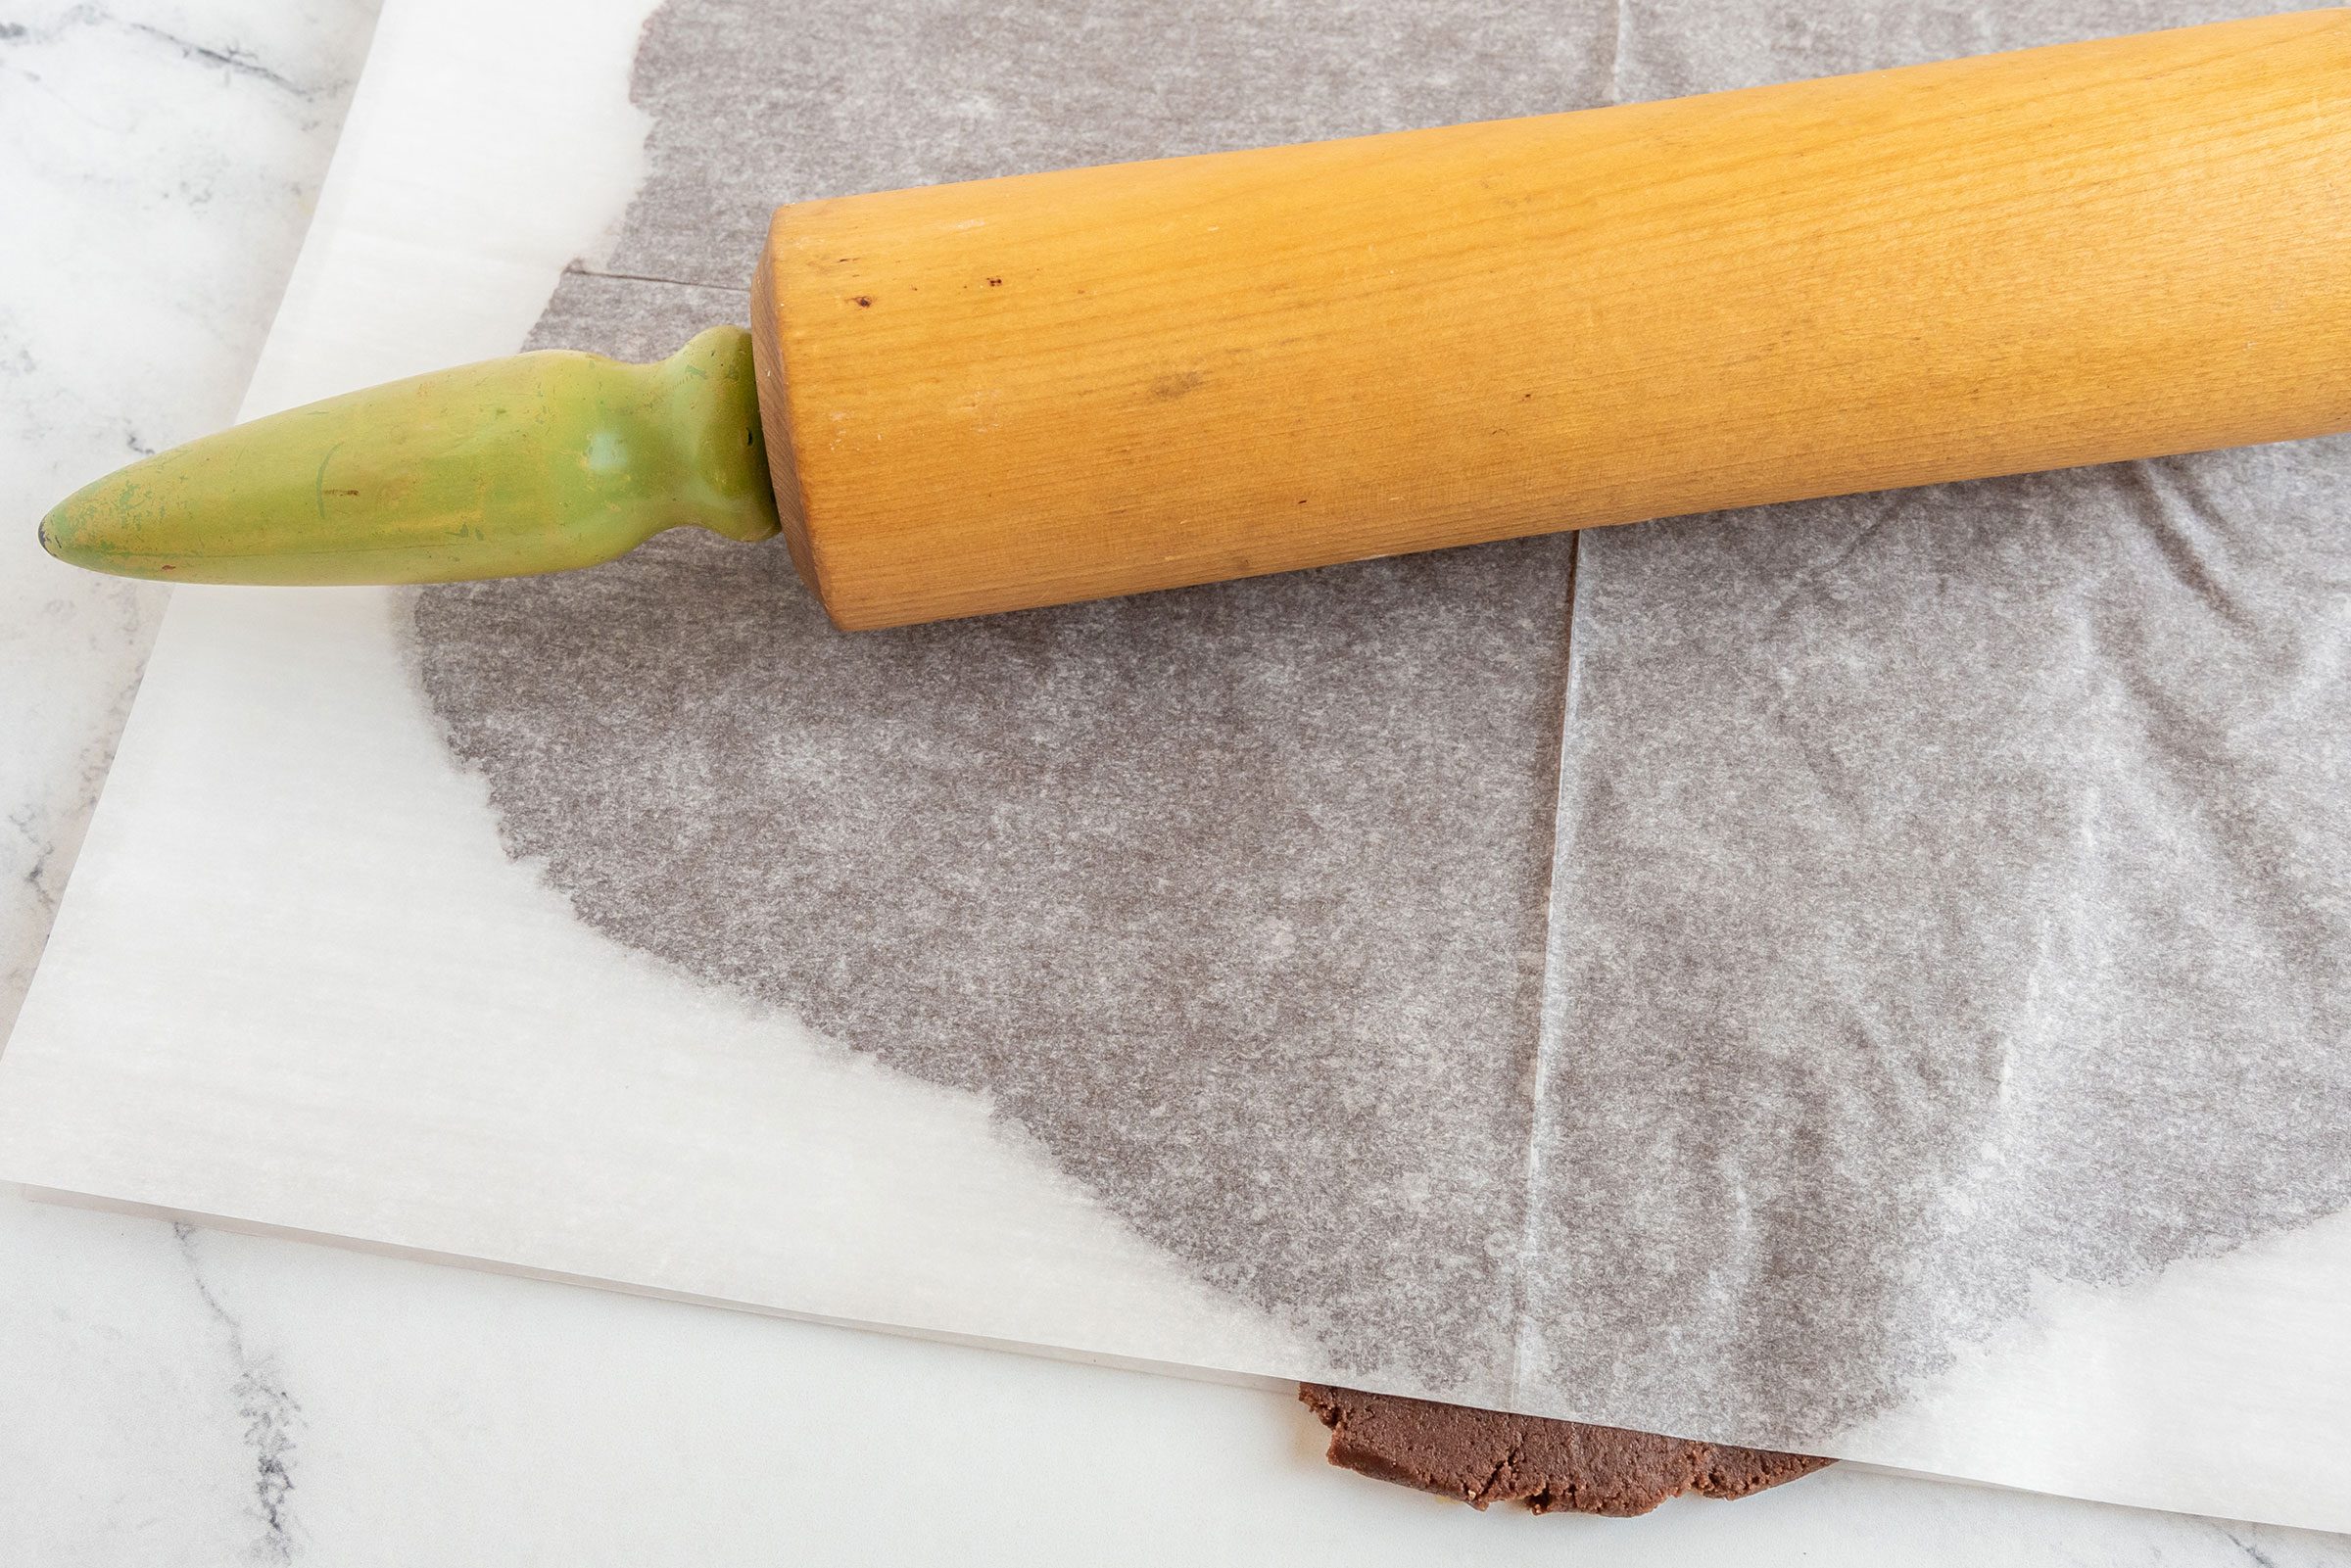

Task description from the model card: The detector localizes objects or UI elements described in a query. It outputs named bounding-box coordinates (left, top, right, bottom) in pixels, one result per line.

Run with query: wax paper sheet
left=1524, top=0, right=2351, bottom=1446
left=414, top=0, right=1630, bottom=1402
left=5, top=0, right=2348, bottom=1533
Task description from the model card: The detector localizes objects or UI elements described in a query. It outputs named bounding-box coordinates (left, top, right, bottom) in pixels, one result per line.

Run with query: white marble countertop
left=4, top=3, right=2348, bottom=1562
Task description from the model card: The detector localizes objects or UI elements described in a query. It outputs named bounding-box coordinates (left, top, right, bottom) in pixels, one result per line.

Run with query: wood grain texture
left=753, top=10, right=2351, bottom=629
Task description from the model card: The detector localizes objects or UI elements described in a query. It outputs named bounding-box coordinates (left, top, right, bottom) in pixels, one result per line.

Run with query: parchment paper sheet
left=1526, top=0, right=2351, bottom=1445
left=3, top=0, right=2347, bottom=1531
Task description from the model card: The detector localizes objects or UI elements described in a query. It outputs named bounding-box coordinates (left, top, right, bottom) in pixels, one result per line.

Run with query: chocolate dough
left=1299, top=1385, right=1831, bottom=1517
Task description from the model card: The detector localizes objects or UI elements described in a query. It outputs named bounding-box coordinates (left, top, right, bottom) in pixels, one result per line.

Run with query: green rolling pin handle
left=37, top=325, right=780, bottom=587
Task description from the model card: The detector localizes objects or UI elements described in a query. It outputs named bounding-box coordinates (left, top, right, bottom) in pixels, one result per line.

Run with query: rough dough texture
left=1298, top=1385, right=1832, bottom=1517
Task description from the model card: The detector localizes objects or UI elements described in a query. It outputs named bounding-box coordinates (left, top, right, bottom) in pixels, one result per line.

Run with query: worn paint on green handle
left=38, top=325, right=779, bottom=586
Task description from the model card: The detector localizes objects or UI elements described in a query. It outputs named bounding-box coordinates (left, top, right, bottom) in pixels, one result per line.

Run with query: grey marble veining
left=0, top=0, right=369, bottom=1035
left=1, top=1, right=373, bottom=1561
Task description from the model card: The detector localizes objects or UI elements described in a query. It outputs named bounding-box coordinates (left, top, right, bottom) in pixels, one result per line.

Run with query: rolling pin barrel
left=751, top=10, right=2351, bottom=629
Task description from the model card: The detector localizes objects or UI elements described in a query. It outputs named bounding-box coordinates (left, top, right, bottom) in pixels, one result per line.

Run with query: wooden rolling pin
left=40, top=10, right=2351, bottom=629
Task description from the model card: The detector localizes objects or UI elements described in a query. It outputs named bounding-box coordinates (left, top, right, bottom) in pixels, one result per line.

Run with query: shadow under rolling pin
left=38, top=9, right=2351, bottom=631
